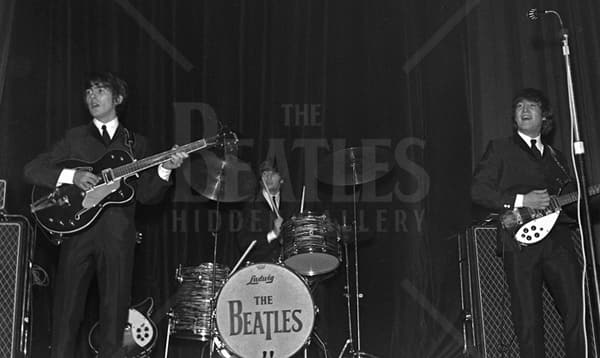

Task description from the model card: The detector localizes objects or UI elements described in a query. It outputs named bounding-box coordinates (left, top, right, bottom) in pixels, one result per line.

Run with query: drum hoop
left=214, top=262, right=315, bottom=357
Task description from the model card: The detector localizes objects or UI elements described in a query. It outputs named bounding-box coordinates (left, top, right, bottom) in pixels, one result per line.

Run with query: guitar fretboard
left=557, top=184, right=600, bottom=207
left=112, top=139, right=208, bottom=179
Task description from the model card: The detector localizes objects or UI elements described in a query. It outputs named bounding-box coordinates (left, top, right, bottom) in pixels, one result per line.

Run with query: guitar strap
left=123, top=127, right=136, bottom=159
left=546, top=145, right=572, bottom=193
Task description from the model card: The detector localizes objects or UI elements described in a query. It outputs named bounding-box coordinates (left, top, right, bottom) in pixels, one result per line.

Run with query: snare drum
left=171, top=263, right=229, bottom=341
left=282, top=212, right=341, bottom=276
left=215, top=263, right=315, bottom=358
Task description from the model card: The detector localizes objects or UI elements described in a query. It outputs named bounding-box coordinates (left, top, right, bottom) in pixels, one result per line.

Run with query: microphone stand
left=551, top=10, right=600, bottom=350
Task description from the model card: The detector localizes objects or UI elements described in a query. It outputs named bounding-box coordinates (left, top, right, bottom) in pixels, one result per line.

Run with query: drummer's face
left=262, top=170, right=282, bottom=193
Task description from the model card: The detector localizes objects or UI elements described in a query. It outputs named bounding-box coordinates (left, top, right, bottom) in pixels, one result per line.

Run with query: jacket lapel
left=513, top=133, right=540, bottom=160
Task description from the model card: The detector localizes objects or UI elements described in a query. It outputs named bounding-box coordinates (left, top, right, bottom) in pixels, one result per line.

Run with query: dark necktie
left=101, top=125, right=111, bottom=145
left=272, top=196, right=278, bottom=211
left=531, top=139, right=542, bottom=160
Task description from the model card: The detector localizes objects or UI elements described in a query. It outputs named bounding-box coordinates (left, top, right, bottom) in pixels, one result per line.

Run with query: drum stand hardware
left=304, top=329, right=330, bottom=358
left=164, top=312, right=173, bottom=358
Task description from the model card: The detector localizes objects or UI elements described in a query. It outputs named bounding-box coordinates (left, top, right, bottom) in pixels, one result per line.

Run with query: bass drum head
left=215, top=263, right=315, bottom=358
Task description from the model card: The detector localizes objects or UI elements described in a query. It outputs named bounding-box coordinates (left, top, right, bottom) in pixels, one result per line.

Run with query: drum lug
left=175, top=264, right=183, bottom=283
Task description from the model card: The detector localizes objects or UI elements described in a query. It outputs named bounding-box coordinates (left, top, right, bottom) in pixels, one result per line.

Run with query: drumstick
left=261, top=176, right=281, bottom=218
left=229, top=240, right=257, bottom=277
left=300, top=185, right=306, bottom=213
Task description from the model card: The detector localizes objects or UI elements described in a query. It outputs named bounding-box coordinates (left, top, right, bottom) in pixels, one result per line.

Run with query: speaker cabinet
left=458, top=226, right=565, bottom=358
left=0, top=220, right=32, bottom=357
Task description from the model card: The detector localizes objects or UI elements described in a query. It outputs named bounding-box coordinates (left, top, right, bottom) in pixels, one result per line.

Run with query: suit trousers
left=502, top=226, right=585, bottom=358
left=50, top=229, right=136, bottom=358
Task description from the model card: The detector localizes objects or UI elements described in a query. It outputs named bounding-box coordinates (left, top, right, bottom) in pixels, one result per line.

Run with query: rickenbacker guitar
left=30, top=131, right=237, bottom=235
left=500, top=183, right=600, bottom=245
left=88, top=297, right=157, bottom=358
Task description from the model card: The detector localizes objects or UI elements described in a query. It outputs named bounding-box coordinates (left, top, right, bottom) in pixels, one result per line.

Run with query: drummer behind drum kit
left=164, top=141, right=391, bottom=358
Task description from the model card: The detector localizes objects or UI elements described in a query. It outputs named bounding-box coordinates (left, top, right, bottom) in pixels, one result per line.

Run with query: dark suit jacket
left=238, top=192, right=294, bottom=263
left=24, top=122, right=172, bottom=357
left=24, top=122, right=171, bottom=241
left=471, top=133, right=574, bottom=251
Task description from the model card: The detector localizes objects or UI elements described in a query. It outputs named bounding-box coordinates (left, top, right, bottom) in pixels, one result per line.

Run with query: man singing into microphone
left=471, top=88, right=585, bottom=357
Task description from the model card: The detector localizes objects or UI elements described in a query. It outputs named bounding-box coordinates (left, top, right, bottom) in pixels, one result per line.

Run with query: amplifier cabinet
left=0, top=220, right=32, bottom=357
left=458, top=226, right=566, bottom=358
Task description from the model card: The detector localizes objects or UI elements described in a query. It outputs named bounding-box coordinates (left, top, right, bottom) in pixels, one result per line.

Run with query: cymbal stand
left=208, top=164, right=226, bottom=358
left=338, top=158, right=379, bottom=358
left=338, top=238, right=354, bottom=358
left=208, top=203, right=219, bottom=358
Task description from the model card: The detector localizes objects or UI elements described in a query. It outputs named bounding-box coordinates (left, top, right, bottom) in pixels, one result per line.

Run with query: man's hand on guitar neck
left=161, top=145, right=188, bottom=170
left=74, top=171, right=100, bottom=191
left=522, top=189, right=550, bottom=210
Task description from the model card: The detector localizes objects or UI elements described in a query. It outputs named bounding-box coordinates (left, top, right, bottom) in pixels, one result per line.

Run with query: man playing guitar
left=24, top=72, right=187, bottom=357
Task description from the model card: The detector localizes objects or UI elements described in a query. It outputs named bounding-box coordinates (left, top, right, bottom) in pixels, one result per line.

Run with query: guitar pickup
left=101, top=169, right=115, bottom=183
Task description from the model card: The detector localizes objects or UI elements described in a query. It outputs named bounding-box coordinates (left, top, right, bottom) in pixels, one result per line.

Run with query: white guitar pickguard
left=128, top=308, right=154, bottom=347
left=514, top=211, right=560, bottom=245
left=81, top=181, right=121, bottom=209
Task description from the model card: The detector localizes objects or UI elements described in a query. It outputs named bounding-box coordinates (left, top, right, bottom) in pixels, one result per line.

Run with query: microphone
left=527, top=8, right=546, bottom=21
left=527, top=8, right=566, bottom=30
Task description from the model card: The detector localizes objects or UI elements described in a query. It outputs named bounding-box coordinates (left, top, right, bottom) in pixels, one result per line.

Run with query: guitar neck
left=112, top=139, right=208, bottom=179
left=557, top=183, right=600, bottom=207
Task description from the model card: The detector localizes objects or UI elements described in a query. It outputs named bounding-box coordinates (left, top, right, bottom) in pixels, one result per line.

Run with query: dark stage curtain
left=0, top=0, right=16, bottom=175
left=1, top=1, right=599, bottom=357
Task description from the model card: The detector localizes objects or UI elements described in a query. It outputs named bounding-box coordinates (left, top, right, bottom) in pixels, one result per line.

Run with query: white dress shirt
left=514, top=131, right=544, bottom=208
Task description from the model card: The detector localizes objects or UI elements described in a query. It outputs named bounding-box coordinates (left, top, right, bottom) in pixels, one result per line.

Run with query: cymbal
left=186, top=152, right=256, bottom=202
left=317, top=147, right=393, bottom=186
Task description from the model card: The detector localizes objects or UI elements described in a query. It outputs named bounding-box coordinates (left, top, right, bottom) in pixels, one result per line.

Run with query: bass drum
left=215, top=263, right=315, bottom=358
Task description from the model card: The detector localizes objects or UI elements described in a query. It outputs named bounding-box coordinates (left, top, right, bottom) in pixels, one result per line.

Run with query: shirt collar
left=93, top=117, right=119, bottom=138
left=517, top=131, right=542, bottom=148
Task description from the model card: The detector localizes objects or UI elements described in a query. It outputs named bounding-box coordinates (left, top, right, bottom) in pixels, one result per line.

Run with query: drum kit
left=165, top=142, right=391, bottom=358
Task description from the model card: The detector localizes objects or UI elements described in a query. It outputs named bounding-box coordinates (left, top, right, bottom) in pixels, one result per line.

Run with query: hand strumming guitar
left=74, top=171, right=100, bottom=191
left=522, top=189, right=550, bottom=210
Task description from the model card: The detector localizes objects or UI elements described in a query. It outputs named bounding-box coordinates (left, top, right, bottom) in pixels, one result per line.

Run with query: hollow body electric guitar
left=88, top=297, right=157, bottom=358
left=30, top=131, right=236, bottom=235
left=500, top=184, right=600, bottom=245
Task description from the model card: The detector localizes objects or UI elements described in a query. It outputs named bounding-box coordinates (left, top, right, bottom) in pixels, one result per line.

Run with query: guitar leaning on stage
left=88, top=297, right=157, bottom=358
left=30, top=131, right=237, bottom=235
left=500, top=183, right=600, bottom=245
